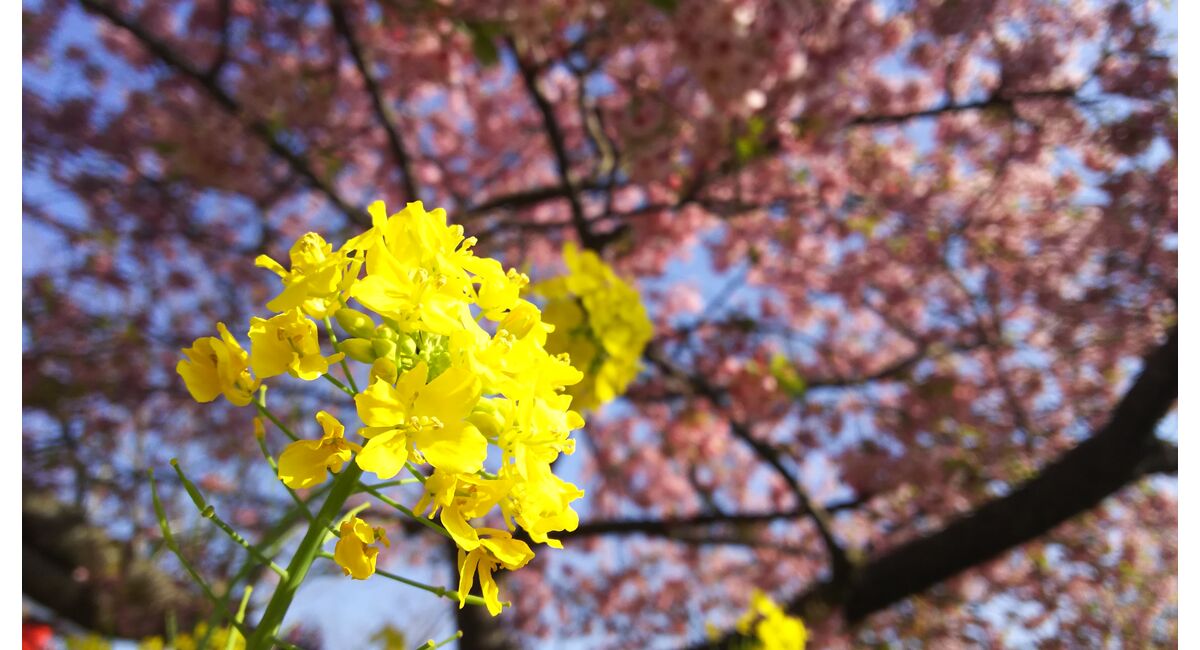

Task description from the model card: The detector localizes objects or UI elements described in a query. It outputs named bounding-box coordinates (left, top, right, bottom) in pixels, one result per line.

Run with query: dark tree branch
left=464, top=180, right=605, bottom=218
left=848, top=87, right=1082, bottom=127
left=78, top=0, right=364, bottom=226
left=696, top=327, right=1177, bottom=648
left=509, top=38, right=600, bottom=250
left=646, top=345, right=855, bottom=584
left=563, top=497, right=866, bottom=541
left=204, top=0, right=232, bottom=81
left=327, top=0, right=420, bottom=202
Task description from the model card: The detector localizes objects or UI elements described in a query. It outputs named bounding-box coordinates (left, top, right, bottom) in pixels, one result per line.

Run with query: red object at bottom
left=22, top=620, right=54, bottom=650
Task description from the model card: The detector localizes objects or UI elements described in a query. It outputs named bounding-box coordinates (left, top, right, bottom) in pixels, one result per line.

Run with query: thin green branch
left=359, top=478, right=423, bottom=490
left=324, top=315, right=360, bottom=393
left=149, top=468, right=294, bottom=646
left=197, top=485, right=327, bottom=649
left=255, top=388, right=300, bottom=441
left=405, top=461, right=428, bottom=483
left=417, top=631, right=464, bottom=650
left=224, top=586, right=253, bottom=650
left=247, top=465, right=366, bottom=649
left=322, top=372, right=356, bottom=396
left=170, top=459, right=290, bottom=579
left=315, top=553, right=489, bottom=608
left=359, top=484, right=452, bottom=539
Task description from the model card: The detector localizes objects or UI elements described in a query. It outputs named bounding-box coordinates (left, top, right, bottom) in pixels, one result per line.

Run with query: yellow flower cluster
left=177, top=201, right=587, bottom=617
left=735, top=590, right=808, bottom=650
left=137, top=623, right=243, bottom=650
left=65, top=634, right=112, bottom=650
left=66, top=622, right=243, bottom=650
left=537, top=242, right=653, bottom=410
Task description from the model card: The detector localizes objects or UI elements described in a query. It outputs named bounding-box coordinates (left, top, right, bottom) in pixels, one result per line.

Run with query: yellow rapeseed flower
left=735, top=590, right=808, bottom=650
left=186, top=198, right=593, bottom=620
left=334, top=517, right=390, bottom=580
left=414, top=469, right=512, bottom=551
left=457, top=528, right=535, bottom=616
left=177, top=322, right=259, bottom=406
left=538, top=243, right=652, bottom=410
left=256, top=232, right=354, bottom=318
left=277, top=411, right=360, bottom=489
left=354, top=361, right=486, bottom=478
left=248, top=308, right=344, bottom=380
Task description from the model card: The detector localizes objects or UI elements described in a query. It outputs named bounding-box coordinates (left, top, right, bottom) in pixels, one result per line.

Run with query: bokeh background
left=23, top=0, right=1177, bottom=648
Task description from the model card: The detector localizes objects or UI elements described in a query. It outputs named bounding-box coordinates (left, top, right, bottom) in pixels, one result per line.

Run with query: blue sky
left=25, top=1, right=1177, bottom=647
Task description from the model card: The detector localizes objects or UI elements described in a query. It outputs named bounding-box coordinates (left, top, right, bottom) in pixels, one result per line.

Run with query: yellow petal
left=457, top=548, right=481, bottom=609
left=479, top=561, right=502, bottom=616
left=480, top=536, right=534, bottom=570
left=416, top=422, right=487, bottom=475
left=441, top=506, right=480, bottom=551
left=355, top=429, right=409, bottom=480
left=355, top=378, right=408, bottom=428
left=277, top=441, right=335, bottom=489
left=416, top=365, right=480, bottom=422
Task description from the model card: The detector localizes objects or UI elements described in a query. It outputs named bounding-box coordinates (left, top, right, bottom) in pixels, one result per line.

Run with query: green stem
left=324, top=316, right=360, bottom=393
left=359, top=484, right=452, bottom=539
left=314, top=553, right=489, bottom=607
left=255, top=398, right=299, bottom=442
left=170, top=459, right=289, bottom=579
left=224, top=586, right=253, bottom=650
left=419, top=631, right=464, bottom=649
left=246, top=464, right=364, bottom=650
left=322, top=372, right=356, bottom=396
left=405, top=461, right=428, bottom=483
left=150, top=470, right=290, bottom=646
left=197, top=484, right=327, bottom=649
left=358, top=478, right=422, bottom=490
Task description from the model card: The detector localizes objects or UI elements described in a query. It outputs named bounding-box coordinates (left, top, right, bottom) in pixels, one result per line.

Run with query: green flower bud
left=468, top=399, right=505, bottom=439
left=371, top=337, right=397, bottom=360
left=340, top=338, right=376, bottom=363
left=397, top=334, right=417, bottom=357
left=374, top=324, right=400, bottom=342
left=370, top=358, right=399, bottom=384
left=335, top=307, right=377, bottom=339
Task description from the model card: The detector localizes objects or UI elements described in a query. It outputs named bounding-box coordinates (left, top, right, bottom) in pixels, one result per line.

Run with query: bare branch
left=78, top=0, right=364, bottom=226
left=204, top=0, right=232, bottom=81
left=696, top=327, right=1177, bottom=648
left=646, top=345, right=855, bottom=584
left=508, top=38, right=600, bottom=250
left=563, top=497, right=866, bottom=541
left=847, top=87, right=1085, bottom=127
left=328, top=0, right=420, bottom=202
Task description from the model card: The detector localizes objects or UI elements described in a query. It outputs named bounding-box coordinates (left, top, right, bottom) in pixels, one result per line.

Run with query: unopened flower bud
left=397, top=334, right=417, bottom=357
left=335, top=308, right=377, bottom=338
left=468, top=401, right=505, bottom=439
left=341, top=338, right=376, bottom=363
left=370, top=358, right=399, bottom=384
left=371, top=338, right=397, bottom=360
left=374, top=324, right=400, bottom=342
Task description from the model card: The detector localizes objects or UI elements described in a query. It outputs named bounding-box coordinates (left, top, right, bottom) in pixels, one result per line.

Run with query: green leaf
left=463, top=22, right=500, bottom=67
left=734, top=116, right=767, bottom=163
left=769, top=353, right=807, bottom=397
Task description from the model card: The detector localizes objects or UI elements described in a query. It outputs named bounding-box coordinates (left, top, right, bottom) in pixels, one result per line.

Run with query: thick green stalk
left=246, top=464, right=364, bottom=649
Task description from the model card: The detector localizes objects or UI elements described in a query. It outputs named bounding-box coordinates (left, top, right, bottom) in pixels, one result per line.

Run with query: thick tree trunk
left=700, top=327, right=1177, bottom=647
left=22, top=488, right=207, bottom=639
